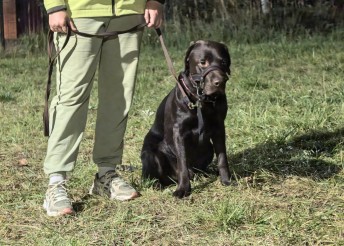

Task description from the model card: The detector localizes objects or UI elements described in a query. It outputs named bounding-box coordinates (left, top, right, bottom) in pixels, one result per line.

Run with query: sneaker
left=43, top=180, right=74, bottom=217
left=89, top=171, right=140, bottom=201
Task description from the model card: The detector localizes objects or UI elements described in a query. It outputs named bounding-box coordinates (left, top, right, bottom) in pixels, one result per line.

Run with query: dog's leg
left=212, top=124, right=231, bottom=186
left=173, top=160, right=191, bottom=198
left=172, top=131, right=192, bottom=198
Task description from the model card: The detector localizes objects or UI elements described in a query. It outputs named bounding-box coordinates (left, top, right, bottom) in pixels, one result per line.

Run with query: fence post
left=0, top=0, right=5, bottom=49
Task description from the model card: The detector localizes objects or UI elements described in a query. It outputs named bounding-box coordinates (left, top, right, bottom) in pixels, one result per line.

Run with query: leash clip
left=188, top=99, right=202, bottom=110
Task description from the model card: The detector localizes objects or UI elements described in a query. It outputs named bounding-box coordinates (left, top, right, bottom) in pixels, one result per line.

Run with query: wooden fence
left=0, top=0, right=46, bottom=48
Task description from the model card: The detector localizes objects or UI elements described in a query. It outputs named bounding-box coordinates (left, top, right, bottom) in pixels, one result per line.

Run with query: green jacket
left=44, top=0, right=165, bottom=18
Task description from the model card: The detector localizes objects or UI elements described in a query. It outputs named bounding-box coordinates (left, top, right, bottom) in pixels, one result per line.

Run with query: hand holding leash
left=145, top=1, right=164, bottom=28
left=48, top=10, right=77, bottom=33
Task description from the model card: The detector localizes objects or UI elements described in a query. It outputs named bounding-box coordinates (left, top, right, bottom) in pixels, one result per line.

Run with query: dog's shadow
left=225, top=127, right=343, bottom=182
left=147, top=128, right=343, bottom=195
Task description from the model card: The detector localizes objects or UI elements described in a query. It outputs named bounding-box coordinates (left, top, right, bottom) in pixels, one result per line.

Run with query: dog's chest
left=179, top=107, right=218, bottom=138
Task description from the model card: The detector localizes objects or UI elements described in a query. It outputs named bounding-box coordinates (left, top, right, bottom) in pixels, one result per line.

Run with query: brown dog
left=141, top=40, right=231, bottom=198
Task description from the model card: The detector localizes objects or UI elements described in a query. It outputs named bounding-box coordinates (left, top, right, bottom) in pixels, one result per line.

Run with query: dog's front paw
left=173, top=187, right=191, bottom=198
left=221, top=179, right=231, bottom=186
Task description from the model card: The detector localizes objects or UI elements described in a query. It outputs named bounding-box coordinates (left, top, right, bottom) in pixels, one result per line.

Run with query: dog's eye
left=200, top=59, right=206, bottom=65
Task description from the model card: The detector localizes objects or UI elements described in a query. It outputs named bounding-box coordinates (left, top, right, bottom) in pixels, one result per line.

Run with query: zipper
left=112, top=0, right=115, bottom=14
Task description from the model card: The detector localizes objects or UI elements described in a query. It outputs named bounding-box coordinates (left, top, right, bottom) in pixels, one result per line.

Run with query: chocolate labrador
left=141, top=40, right=231, bottom=198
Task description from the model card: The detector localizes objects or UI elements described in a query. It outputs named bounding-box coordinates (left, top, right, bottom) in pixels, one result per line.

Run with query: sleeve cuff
left=148, top=0, right=165, bottom=4
left=46, top=5, right=67, bottom=14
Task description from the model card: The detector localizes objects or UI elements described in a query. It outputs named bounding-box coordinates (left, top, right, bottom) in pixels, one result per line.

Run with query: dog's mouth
left=201, top=75, right=227, bottom=96
left=202, top=87, right=226, bottom=96
left=199, top=89, right=224, bottom=106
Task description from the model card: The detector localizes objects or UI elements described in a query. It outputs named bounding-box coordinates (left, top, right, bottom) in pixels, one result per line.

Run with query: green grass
left=0, top=30, right=343, bottom=245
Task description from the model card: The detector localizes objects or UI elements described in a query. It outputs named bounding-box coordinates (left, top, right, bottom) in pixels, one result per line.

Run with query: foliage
left=164, top=0, right=344, bottom=39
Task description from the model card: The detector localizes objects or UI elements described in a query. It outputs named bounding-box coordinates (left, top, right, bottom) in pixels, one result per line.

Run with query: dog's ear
left=220, top=43, right=231, bottom=74
left=184, top=40, right=207, bottom=72
left=184, top=42, right=196, bottom=73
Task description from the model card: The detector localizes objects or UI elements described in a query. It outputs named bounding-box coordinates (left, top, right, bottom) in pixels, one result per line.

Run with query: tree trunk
left=261, top=0, right=270, bottom=14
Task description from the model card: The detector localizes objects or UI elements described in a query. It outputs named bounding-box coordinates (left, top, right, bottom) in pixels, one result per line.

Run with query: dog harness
left=177, top=64, right=229, bottom=143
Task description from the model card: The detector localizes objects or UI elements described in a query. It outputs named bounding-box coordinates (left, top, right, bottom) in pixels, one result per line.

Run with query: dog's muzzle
left=189, top=65, right=229, bottom=96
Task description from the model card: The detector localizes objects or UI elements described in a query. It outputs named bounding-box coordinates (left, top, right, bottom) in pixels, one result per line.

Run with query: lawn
left=0, top=29, right=343, bottom=245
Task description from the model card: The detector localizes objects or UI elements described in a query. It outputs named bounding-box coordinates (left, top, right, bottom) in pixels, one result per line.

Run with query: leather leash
left=154, top=29, right=188, bottom=99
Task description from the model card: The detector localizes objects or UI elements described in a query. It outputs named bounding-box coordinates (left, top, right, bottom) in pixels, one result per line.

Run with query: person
left=42, top=0, right=165, bottom=217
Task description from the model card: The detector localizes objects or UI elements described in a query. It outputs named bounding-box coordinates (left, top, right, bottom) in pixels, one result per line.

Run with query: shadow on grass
left=73, top=128, right=343, bottom=202
left=228, top=127, right=344, bottom=180
left=73, top=194, right=92, bottom=213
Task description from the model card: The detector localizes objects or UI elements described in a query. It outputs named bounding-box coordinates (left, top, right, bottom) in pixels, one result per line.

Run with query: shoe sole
left=43, top=200, right=75, bottom=217
left=111, top=191, right=141, bottom=201
left=89, top=182, right=140, bottom=201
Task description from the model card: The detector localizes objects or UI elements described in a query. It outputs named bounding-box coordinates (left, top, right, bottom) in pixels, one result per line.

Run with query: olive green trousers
left=44, top=15, right=144, bottom=175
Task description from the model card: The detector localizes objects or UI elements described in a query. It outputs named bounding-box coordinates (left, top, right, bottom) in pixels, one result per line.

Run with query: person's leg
left=43, top=17, right=108, bottom=216
left=90, top=15, right=144, bottom=201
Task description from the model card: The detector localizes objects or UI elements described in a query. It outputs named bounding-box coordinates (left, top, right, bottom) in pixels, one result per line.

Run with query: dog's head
left=184, top=40, right=231, bottom=96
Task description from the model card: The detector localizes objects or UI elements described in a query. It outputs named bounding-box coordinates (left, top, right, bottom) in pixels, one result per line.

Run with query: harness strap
left=197, top=106, right=205, bottom=143
left=179, top=74, right=198, bottom=100
left=190, top=65, right=227, bottom=87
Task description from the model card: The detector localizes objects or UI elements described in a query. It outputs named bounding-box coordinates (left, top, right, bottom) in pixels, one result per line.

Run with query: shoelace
left=111, top=176, right=133, bottom=190
left=47, top=180, right=70, bottom=204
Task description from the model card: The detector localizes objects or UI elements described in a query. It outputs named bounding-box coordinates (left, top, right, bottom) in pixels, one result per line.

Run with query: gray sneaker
left=43, top=181, right=74, bottom=217
left=89, top=171, right=140, bottom=201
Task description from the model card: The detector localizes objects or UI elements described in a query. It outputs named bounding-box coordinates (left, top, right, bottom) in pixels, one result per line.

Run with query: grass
left=0, top=28, right=344, bottom=245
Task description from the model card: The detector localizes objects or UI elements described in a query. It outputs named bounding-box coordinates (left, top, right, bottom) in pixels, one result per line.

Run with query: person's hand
left=48, top=10, right=77, bottom=33
left=144, top=1, right=164, bottom=28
